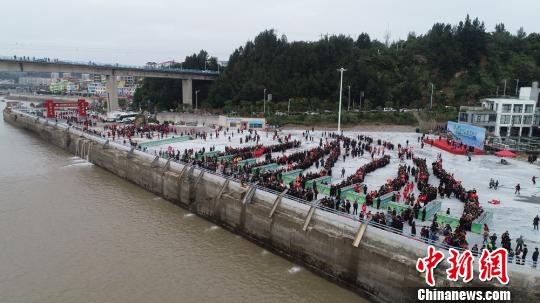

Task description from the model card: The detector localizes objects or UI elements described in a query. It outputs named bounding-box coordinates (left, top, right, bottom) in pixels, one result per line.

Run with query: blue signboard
left=447, top=121, right=486, bottom=150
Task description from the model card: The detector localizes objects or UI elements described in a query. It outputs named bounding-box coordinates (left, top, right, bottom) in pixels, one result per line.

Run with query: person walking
left=532, top=248, right=539, bottom=268
left=515, top=183, right=521, bottom=195
left=516, top=235, right=524, bottom=251
left=534, top=215, right=539, bottom=230
left=353, top=201, right=358, bottom=215
left=533, top=176, right=537, bottom=185
left=522, top=245, right=528, bottom=265
left=490, top=233, right=498, bottom=247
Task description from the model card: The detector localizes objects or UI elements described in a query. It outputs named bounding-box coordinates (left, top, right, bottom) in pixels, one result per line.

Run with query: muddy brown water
left=0, top=102, right=365, bottom=303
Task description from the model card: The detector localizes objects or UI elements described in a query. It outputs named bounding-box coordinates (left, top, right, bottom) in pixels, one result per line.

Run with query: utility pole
left=347, top=85, right=351, bottom=111
left=288, top=98, right=292, bottom=115
left=359, top=91, right=364, bottom=111
left=263, top=88, right=267, bottom=115
left=515, top=79, right=519, bottom=96
left=195, top=90, right=200, bottom=110
left=429, top=83, right=434, bottom=110
left=337, top=67, right=346, bottom=133
left=503, top=79, right=507, bottom=96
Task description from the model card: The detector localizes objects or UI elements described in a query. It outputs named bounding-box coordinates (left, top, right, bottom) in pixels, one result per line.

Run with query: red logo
left=478, top=248, right=509, bottom=285
left=446, top=248, right=474, bottom=283
left=417, top=247, right=509, bottom=286
left=416, top=246, right=445, bottom=287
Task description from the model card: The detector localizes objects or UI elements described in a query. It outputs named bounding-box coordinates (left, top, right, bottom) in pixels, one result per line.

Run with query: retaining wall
left=4, top=109, right=539, bottom=303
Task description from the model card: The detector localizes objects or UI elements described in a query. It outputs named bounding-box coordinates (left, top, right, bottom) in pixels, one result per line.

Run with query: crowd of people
left=431, top=158, right=484, bottom=232
left=53, top=110, right=539, bottom=266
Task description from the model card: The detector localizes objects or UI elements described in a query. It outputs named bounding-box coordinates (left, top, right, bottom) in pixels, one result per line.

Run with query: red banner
left=45, top=100, right=55, bottom=118
left=43, top=99, right=88, bottom=118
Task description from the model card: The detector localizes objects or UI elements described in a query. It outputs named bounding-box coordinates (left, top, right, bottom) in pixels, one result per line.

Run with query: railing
left=9, top=107, right=539, bottom=270
left=0, top=55, right=220, bottom=75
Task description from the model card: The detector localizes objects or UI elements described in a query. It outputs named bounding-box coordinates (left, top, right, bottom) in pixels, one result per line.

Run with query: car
left=121, top=117, right=136, bottom=123
left=383, top=107, right=396, bottom=112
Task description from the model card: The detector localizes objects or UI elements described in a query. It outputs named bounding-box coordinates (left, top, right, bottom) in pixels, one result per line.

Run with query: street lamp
left=288, top=98, right=292, bottom=115
left=429, top=83, right=434, bottom=110
left=347, top=85, right=351, bottom=111
left=263, top=88, right=267, bottom=115
left=337, top=67, right=346, bottom=133
left=195, top=90, right=200, bottom=110
left=515, top=79, right=519, bottom=96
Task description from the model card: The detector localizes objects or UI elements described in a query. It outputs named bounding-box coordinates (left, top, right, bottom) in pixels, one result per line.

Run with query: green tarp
left=238, top=158, right=257, bottom=168
left=251, top=163, right=279, bottom=173
left=305, top=176, right=331, bottom=189
left=196, top=150, right=220, bottom=160
left=424, top=200, right=442, bottom=219
left=378, top=191, right=396, bottom=209
left=435, top=212, right=483, bottom=234
left=280, top=169, right=303, bottom=184
left=317, top=184, right=330, bottom=195
left=138, top=135, right=191, bottom=148
left=342, top=191, right=366, bottom=204
left=217, top=154, right=234, bottom=162
left=339, top=183, right=365, bottom=196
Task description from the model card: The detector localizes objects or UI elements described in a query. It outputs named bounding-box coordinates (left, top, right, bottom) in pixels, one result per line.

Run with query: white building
left=118, top=86, right=137, bottom=96
left=218, top=116, right=266, bottom=129
left=18, top=77, right=53, bottom=86
left=458, top=82, right=539, bottom=137
left=158, top=60, right=177, bottom=69
left=87, top=82, right=107, bottom=95
left=116, top=75, right=135, bottom=86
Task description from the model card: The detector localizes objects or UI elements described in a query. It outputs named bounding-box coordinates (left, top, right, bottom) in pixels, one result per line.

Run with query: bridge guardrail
left=0, top=55, right=220, bottom=75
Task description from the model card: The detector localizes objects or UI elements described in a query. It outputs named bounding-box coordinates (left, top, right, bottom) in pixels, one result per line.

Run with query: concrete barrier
left=4, top=108, right=538, bottom=303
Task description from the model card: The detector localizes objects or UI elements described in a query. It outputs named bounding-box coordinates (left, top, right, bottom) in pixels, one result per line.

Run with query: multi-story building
left=49, top=80, right=68, bottom=94
left=66, top=82, right=79, bottom=93
left=91, top=74, right=106, bottom=83
left=18, top=77, right=53, bottom=86
left=458, top=82, right=539, bottom=137
left=117, top=75, right=135, bottom=86
left=118, top=86, right=137, bottom=96
left=87, top=82, right=107, bottom=95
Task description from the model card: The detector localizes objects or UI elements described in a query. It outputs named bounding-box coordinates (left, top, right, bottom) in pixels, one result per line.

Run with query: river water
left=0, top=102, right=364, bottom=303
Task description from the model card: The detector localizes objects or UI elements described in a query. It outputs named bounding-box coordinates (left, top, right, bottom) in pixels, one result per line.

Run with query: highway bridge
left=0, top=56, right=219, bottom=111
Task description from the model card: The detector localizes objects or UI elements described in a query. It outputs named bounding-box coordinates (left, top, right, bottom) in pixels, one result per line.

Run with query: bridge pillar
left=182, top=79, right=193, bottom=107
left=106, top=75, right=119, bottom=112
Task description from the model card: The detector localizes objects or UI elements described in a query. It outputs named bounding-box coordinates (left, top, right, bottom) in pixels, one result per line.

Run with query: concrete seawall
left=4, top=109, right=539, bottom=303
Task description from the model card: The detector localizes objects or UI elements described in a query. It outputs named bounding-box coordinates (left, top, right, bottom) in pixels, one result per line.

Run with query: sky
left=2, top=0, right=540, bottom=65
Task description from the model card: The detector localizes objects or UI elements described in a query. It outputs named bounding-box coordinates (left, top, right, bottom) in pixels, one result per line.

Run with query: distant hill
left=134, top=16, right=540, bottom=112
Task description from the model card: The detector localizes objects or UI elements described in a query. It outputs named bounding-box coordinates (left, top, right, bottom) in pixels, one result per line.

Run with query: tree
left=142, top=17, right=540, bottom=112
